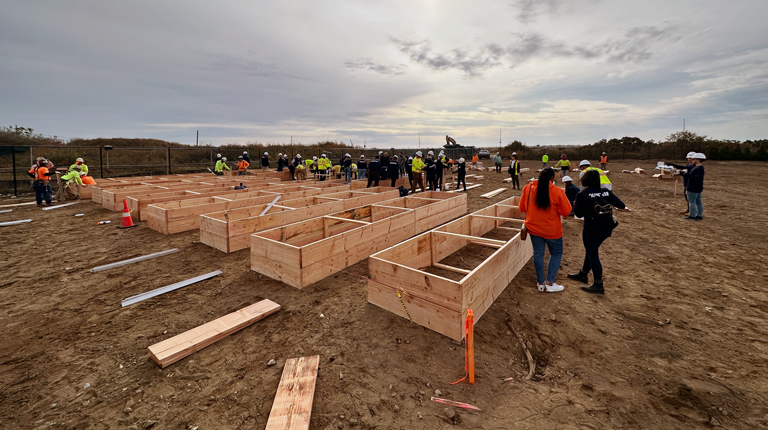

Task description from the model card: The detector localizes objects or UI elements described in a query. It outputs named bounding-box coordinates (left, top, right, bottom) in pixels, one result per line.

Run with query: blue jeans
left=687, top=191, right=703, bottom=217
left=358, top=168, right=366, bottom=180
left=529, top=234, right=563, bottom=284
left=344, top=166, right=352, bottom=183
left=34, top=181, right=52, bottom=205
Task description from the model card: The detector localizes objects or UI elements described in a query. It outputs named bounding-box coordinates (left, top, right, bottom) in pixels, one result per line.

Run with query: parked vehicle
left=478, top=149, right=491, bottom=159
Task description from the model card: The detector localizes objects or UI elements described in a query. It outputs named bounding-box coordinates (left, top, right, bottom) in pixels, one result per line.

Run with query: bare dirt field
left=1, top=160, right=767, bottom=430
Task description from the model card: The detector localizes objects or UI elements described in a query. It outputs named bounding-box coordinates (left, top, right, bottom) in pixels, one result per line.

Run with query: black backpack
left=398, top=186, right=409, bottom=197
left=586, top=190, right=619, bottom=232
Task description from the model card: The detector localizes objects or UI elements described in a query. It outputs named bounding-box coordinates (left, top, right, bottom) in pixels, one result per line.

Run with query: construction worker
left=296, top=163, right=306, bottom=180
left=69, top=157, right=89, bottom=175
left=494, top=152, right=502, bottom=173
left=317, top=153, right=331, bottom=181
left=215, top=157, right=230, bottom=175
left=682, top=153, right=706, bottom=220
left=27, top=157, right=54, bottom=206
left=236, top=155, right=250, bottom=176
left=667, top=152, right=696, bottom=215
left=435, top=151, right=445, bottom=190
left=309, top=156, right=318, bottom=178
left=542, top=153, right=549, bottom=168
left=357, top=155, right=367, bottom=180
left=367, top=156, right=381, bottom=187
left=406, top=156, right=413, bottom=187
left=555, top=154, right=571, bottom=182
left=562, top=175, right=579, bottom=216
left=599, top=152, right=608, bottom=171
left=389, top=155, right=400, bottom=187
left=411, top=151, right=425, bottom=194
left=577, top=160, right=612, bottom=190
left=509, top=153, right=521, bottom=189
left=456, top=157, right=467, bottom=192
left=61, top=166, right=85, bottom=198
left=425, top=150, right=437, bottom=192
left=342, top=153, right=352, bottom=184
left=242, top=151, right=250, bottom=163
left=234, top=182, right=248, bottom=190
left=471, top=153, right=479, bottom=168
left=261, top=152, right=270, bottom=170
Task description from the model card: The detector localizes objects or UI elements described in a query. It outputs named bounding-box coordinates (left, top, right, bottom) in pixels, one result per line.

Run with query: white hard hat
left=512, top=152, right=517, bottom=155
left=393, top=155, right=398, bottom=159
left=313, top=156, right=318, bottom=160
left=602, top=152, right=606, bottom=155
left=428, top=150, right=434, bottom=155
left=562, top=176, right=572, bottom=182
left=360, top=154, right=365, bottom=158
left=693, top=152, right=706, bottom=160
left=278, top=152, right=281, bottom=155
left=217, top=153, right=221, bottom=157
left=579, top=159, right=591, bottom=167
left=496, top=152, right=499, bottom=155
left=321, top=153, right=326, bottom=157
left=76, top=157, right=84, bottom=163
left=408, top=157, right=413, bottom=160
left=459, top=157, right=465, bottom=163
left=378, top=151, right=383, bottom=155
left=79, top=171, right=86, bottom=176
left=439, top=151, right=445, bottom=155
left=686, top=151, right=696, bottom=158
left=416, top=151, right=422, bottom=156
left=264, top=152, right=268, bottom=155
left=345, top=153, right=351, bottom=157
left=222, top=157, right=227, bottom=161
left=297, top=154, right=301, bottom=158
left=243, top=151, right=248, bottom=154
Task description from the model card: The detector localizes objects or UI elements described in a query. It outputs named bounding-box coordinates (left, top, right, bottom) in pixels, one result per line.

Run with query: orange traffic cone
left=118, top=199, right=137, bottom=229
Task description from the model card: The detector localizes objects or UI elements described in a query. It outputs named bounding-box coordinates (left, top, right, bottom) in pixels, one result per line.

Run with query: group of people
left=519, top=165, right=628, bottom=296
left=27, top=156, right=95, bottom=206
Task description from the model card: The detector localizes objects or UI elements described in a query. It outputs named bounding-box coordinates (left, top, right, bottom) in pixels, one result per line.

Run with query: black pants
left=367, top=171, right=380, bottom=187
left=511, top=174, right=519, bottom=189
left=457, top=173, right=466, bottom=190
left=407, top=171, right=413, bottom=187
left=581, top=231, right=610, bottom=281
left=427, top=174, right=437, bottom=192
left=436, top=171, right=443, bottom=190
left=495, top=164, right=501, bottom=173
left=390, top=175, right=398, bottom=187
left=288, top=165, right=295, bottom=179
left=34, top=181, right=51, bottom=205
left=318, top=169, right=327, bottom=181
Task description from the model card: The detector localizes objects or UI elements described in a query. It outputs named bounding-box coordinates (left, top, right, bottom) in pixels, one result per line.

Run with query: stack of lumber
left=201, top=188, right=401, bottom=253
left=265, top=355, right=320, bottom=430
left=251, top=191, right=468, bottom=288
left=368, top=196, right=533, bottom=340
left=147, top=299, right=281, bottom=368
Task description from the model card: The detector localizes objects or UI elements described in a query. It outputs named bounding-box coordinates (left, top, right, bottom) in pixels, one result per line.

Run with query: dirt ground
left=1, top=160, right=767, bottom=430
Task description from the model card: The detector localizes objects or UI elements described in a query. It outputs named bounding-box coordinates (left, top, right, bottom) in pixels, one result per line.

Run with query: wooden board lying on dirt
left=265, top=355, right=320, bottom=430
left=149, top=186, right=351, bottom=235
left=480, top=188, right=506, bottom=199
left=367, top=196, right=532, bottom=340
left=202, top=188, right=400, bottom=253
left=251, top=191, right=467, bottom=288
left=147, top=299, right=281, bottom=368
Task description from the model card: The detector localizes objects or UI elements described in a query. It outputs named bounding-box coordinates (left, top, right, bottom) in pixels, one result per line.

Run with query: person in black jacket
left=509, top=153, right=521, bottom=189
left=435, top=153, right=445, bottom=191
left=406, top=157, right=413, bottom=187
left=567, top=170, right=629, bottom=294
left=357, top=155, right=367, bottom=180
left=682, top=153, right=705, bottom=220
left=455, top=157, right=467, bottom=191
left=367, top=156, right=381, bottom=188
left=425, top=151, right=437, bottom=191
left=242, top=151, right=250, bottom=163
left=277, top=153, right=284, bottom=171
left=667, top=152, right=696, bottom=216
left=389, top=155, right=400, bottom=187
left=562, top=175, right=579, bottom=216
left=261, top=152, right=270, bottom=170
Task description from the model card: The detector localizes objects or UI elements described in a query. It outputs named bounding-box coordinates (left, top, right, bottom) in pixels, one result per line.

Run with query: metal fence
left=0, top=143, right=693, bottom=195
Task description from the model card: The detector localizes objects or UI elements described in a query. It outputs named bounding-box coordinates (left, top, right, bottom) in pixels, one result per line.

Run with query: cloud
left=390, top=38, right=506, bottom=77
left=204, top=53, right=312, bottom=81
left=510, top=0, right=563, bottom=23
left=343, top=59, right=405, bottom=76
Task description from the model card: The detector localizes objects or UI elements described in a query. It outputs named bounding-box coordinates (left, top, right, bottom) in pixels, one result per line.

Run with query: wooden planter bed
left=250, top=191, right=467, bottom=289
left=350, top=177, right=410, bottom=189
left=201, top=188, right=400, bottom=253
left=147, top=185, right=350, bottom=235
left=102, top=179, right=271, bottom=211
left=367, top=196, right=532, bottom=340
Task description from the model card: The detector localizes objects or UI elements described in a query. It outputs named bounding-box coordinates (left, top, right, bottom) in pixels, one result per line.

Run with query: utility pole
left=499, top=129, right=502, bottom=152
left=419, top=134, right=421, bottom=149
left=683, top=118, right=686, bottom=132
left=196, top=130, right=199, bottom=146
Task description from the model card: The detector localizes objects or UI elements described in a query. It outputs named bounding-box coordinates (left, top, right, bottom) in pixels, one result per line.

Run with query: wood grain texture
left=265, top=355, right=320, bottom=430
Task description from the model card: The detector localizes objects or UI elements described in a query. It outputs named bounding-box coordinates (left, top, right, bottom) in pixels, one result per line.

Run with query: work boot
left=581, top=280, right=604, bottom=295
left=567, top=270, right=589, bottom=284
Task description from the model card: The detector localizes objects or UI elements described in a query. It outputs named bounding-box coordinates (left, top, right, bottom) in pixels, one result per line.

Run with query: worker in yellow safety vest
left=577, top=160, right=612, bottom=190
left=317, top=154, right=331, bottom=181
left=305, top=157, right=315, bottom=176
left=69, top=157, right=89, bottom=175
left=411, top=151, right=426, bottom=194
left=215, top=157, right=231, bottom=175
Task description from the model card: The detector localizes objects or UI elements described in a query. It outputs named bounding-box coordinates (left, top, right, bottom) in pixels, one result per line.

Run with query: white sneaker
left=537, top=283, right=546, bottom=292
left=544, top=282, right=564, bottom=293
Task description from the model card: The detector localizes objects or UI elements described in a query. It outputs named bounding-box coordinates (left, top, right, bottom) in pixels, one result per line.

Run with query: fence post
left=167, top=147, right=171, bottom=175
left=11, top=147, right=17, bottom=196
left=99, top=147, right=104, bottom=179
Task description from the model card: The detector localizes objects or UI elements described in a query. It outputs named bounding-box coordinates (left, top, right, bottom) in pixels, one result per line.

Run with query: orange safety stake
left=466, top=309, right=475, bottom=384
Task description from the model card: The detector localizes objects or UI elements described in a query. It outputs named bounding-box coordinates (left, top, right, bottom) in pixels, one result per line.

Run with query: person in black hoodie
left=682, top=153, right=706, bottom=220
left=435, top=154, right=445, bottom=191
left=389, top=155, right=400, bottom=187
left=406, top=156, right=413, bottom=188
left=357, top=155, right=367, bottom=180
left=261, top=152, right=270, bottom=170
left=667, top=151, right=696, bottom=216
left=455, top=157, right=467, bottom=191
left=425, top=151, right=437, bottom=191
left=567, top=169, right=629, bottom=294
left=367, top=156, right=381, bottom=188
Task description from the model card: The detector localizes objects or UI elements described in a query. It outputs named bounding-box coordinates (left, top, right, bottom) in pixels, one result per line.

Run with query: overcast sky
left=2, top=0, right=767, bottom=148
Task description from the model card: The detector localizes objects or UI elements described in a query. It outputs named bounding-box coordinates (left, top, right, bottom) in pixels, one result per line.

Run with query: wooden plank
left=121, top=270, right=222, bottom=307
left=265, top=355, right=320, bottom=430
left=433, top=262, right=471, bottom=275
left=147, top=299, right=281, bottom=368
left=0, top=209, right=13, bottom=214
left=90, top=248, right=180, bottom=273
left=42, top=202, right=81, bottom=210
left=260, top=195, right=282, bottom=216
left=480, top=188, right=506, bottom=199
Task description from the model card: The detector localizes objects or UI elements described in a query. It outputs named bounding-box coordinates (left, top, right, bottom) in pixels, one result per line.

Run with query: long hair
left=536, top=168, right=555, bottom=209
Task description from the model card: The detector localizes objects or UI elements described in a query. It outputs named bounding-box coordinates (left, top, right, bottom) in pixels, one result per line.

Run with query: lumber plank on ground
left=90, top=248, right=179, bottom=273
left=42, top=202, right=81, bottom=210
left=0, top=219, right=32, bottom=227
left=265, top=355, right=320, bottom=430
left=121, top=270, right=222, bottom=307
left=147, top=299, right=281, bottom=368
left=480, top=188, right=506, bottom=199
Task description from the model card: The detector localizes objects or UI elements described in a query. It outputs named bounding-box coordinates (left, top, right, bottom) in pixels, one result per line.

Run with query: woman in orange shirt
left=519, top=168, right=572, bottom=292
